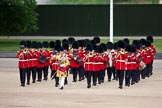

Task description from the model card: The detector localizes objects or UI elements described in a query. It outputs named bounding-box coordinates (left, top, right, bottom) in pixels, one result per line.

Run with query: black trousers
left=27, top=68, right=31, bottom=83
left=107, top=67, right=113, bottom=80
left=112, top=66, right=116, bottom=79
left=125, top=70, right=131, bottom=85
left=78, top=65, right=84, bottom=79
left=98, top=70, right=102, bottom=83
left=43, top=66, right=49, bottom=80
left=50, top=65, right=53, bottom=77
left=131, top=70, right=137, bottom=83
left=51, top=70, right=59, bottom=85
left=101, top=69, right=105, bottom=82
left=37, top=67, right=43, bottom=81
left=31, top=67, right=37, bottom=82
left=86, top=71, right=92, bottom=86
left=65, top=69, right=68, bottom=84
left=93, top=71, right=98, bottom=85
left=117, top=70, right=125, bottom=86
left=19, top=68, right=27, bottom=85
left=71, top=67, right=78, bottom=81
left=141, top=67, right=147, bottom=79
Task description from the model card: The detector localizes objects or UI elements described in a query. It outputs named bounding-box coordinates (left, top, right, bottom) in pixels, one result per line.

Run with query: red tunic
left=84, top=55, right=95, bottom=71
left=16, top=50, right=29, bottom=68
left=115, top=51, right=128, bottom=70
left=126, top=53, right=140, bottom=70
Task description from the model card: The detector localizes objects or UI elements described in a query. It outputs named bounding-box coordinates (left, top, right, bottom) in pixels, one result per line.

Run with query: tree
left=0, top=0, right=38, bottom=35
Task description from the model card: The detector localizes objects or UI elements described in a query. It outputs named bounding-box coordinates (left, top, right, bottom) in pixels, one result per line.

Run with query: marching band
left=16, top=36, right=156, bottom=89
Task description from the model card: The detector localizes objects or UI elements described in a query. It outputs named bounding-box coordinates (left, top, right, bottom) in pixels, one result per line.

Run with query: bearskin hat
left=82, top=40, right=87, bottom=47
left=146, top=35, right=153, bottom=43
left=131, top=45, right=136, bottom=53
left=98, top=45, right=104, bottom=53
left=72, top=41, right=79, bottom=49
left=42, top=41, right=49, bottom=48
left=19, top=40, right=26, bottom=49
left=55, top=45, right=61, bottom=52
left=93, top=44, right=98, bottom=52
left=106, top=42, right=114, bottom=50
left=62, top=39, right=69, bottom=45
left=32, top=41, right=37, bottom=49
left=140, top=38, right=146, bottom=46
left=86, top=43, right=93, bottom=51
left=68, top=37, right=75, bottom=44
left=90, top=40, right=96, bottom=45
left=55, top=40, right=61, bottom=46
left=77, top=40, right=84, bottom=48
left=62, top=43, right=69, bottom=51
left=114, top=42, right=118, bottom=50
left=132, top=40, right=138, bottom=47
left=93, top=36, right=100, bottom=44
left=100, top=43, right=107, bottom=51
left=125, top=44, right=131, bottom=52
left=26, top=40, right=31, bottom=48
left=49, top=41, right=55, bottom=48
left=37, top=42, right=42, bottom=48
left=138, top=40, right=143, bottom=49
left=123, top=38, right=129, bottom=45
left=145, top=40, right=151, bottom=47
left=117, top=40, right=125, bottom=49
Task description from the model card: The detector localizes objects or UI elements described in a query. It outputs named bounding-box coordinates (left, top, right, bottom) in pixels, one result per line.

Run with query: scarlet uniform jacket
left=115, top=51, right=128, bottom=70
left=16, top=50, right=30, bottom=68
left=126, top=53, right=140, bottom=70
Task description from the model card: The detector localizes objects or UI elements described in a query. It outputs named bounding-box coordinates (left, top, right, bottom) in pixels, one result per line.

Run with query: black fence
left=25, top=4, right=162, bottom=36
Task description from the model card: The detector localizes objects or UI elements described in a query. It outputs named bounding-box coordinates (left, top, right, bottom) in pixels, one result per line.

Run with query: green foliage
left=0, top=0, right=38, bottom=35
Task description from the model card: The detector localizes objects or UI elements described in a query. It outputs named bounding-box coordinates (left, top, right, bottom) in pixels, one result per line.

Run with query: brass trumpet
left=88, top=50, right=94, bottom=57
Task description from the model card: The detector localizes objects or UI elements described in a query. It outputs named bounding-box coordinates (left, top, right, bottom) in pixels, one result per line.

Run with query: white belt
left=19, top=60, right=28, bottom=62
left=93, top=62, right=104, bottom=64
left=85, top=62, right=93, bottom=64
left=52, top=63, right=58, bottom=65
left=127, top=62, right=136, bottom=64
left=147, top=56, right=151, bottom=58
left=29, top=59, right=37, bottom=60
left=115, top=60, right=125, bottom=62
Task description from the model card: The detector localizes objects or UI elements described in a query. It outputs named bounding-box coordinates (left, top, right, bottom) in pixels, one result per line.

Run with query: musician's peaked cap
left=107, top=42, right=114, bottom=50
left=98, top=45, right=104, bottom=53
left=117, top=40, right=125, bottom=49
left=68, top=37, right=75, bottom=44
left=86, top=43, right=93, bottom=51
left=93, top=36, right=100, bottom=44
left=42, top=41, right=49, bottom=48
left=49, top=41, right=55, bottom=48
left=62, top=43, right=69, bottom=51
left=72, top=41, right=79, bottom=49
left=123, top=38, right=129, bottom=45
left=100, top=43, right=107, bottom=51
left=32, top=41, right=38, bottom=49
left=146, top=35, right=153, bottom=43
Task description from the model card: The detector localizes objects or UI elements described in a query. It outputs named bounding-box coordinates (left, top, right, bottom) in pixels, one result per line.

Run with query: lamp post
left=110, top=0, right=113, bottom=42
